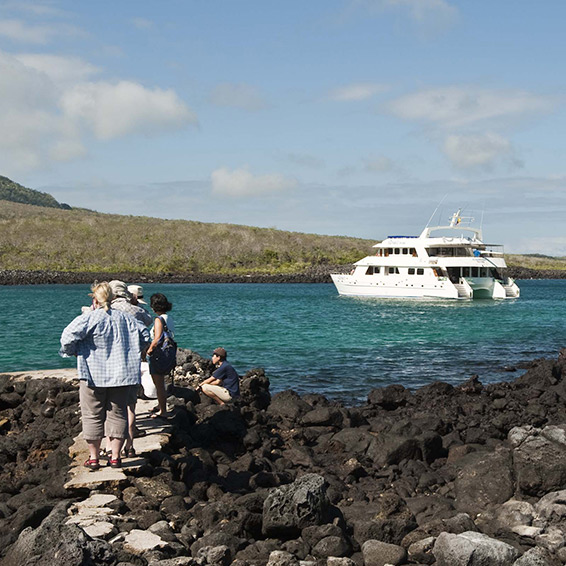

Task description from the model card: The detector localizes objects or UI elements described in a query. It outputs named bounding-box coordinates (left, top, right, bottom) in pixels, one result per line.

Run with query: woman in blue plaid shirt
left=60, top=282, right=151, bottom=470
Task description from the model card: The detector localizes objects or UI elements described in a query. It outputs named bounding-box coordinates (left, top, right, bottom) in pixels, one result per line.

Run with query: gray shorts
left=79, top=381, right=135, bottom=440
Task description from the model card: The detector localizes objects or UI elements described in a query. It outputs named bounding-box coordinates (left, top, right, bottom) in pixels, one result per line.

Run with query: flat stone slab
left=65, top=466, right=127, bottom=489
left=65, top=398, right=172, bottom=490
left=124, top=529, right=167, bottom=554
left=82, top=521, right=117, bottom=539
left=0, top=368, right=78, bottom=382
left=73, top=493, right=118, bottom=509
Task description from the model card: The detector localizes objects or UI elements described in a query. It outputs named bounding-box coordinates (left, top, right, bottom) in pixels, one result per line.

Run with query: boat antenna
left=426, top=194, right=448, bottom=228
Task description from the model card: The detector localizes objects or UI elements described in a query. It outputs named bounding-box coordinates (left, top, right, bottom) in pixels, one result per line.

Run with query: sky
left=0, top=0, right=565, bottom=255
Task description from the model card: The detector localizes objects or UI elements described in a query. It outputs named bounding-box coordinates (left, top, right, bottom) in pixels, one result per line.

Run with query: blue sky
left=1, top=1, right=565, bottom=254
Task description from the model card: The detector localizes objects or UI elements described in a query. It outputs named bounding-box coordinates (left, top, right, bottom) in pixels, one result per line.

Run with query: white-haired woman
left=60, top=282, right=150, bottom=470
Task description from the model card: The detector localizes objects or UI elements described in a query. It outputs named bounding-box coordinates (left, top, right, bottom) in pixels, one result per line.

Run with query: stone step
left=64, top=398, right=173, bottom=490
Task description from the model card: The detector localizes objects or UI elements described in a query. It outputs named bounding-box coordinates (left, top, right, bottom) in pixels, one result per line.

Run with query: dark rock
left=262, top=473, right=329, bottom=538
left=361, top=539, right=407, bottom=566
left=340, top=492, right=417, bottom=546
left=454, top=446, right=514, bottom=516
left=267, top=390, right=311, bottom=422
left=367, top=384, right=411, bottom=409
left=2, top=501, right=117, bottom=566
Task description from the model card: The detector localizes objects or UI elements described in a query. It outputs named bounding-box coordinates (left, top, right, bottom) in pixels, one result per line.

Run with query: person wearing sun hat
left=109, top=280, right=153, bottom=327
left=128, top=284, right=147, bottom=305
left=197, top=347, right=240, bottom=405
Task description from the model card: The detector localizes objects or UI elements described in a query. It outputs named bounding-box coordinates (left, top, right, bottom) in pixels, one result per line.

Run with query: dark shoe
left=124, top=447, right=136, bottom=458
left=84, top=458, right=100, bottom=471
left=108, top=458, right=122, bottom=468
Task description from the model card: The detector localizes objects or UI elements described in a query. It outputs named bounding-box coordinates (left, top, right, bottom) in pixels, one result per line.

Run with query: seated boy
left=198, top=347, right=240, bottom=405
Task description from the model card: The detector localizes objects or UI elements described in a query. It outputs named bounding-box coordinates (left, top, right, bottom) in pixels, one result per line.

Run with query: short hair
left=90, top=282, right=113, bottom=311
left=150, top=293, right=172, bottom=313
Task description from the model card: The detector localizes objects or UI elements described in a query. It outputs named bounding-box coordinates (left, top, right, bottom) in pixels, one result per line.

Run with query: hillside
left=0, top=200, right=372, bottom=275
left=0, top=176, right=69, bottom=209
left=1, top=197, right=565, bottom=282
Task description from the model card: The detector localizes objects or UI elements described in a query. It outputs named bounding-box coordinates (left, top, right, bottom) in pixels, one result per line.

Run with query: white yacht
left=331, top=210, right=520, bottom=299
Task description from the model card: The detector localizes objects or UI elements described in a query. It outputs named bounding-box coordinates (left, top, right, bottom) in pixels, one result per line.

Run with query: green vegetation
left=1, top=187, right=564, bottom=276
left=0, top=176, right=69, bottom=209
left=507, top=254, right=566, bottom=271
left=0, top=200, right=373, bottom=274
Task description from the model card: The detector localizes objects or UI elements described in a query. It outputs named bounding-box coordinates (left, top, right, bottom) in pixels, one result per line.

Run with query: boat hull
left=330, top=274, right=519, bottom=300
left=330, top=274, right=459, bottom=299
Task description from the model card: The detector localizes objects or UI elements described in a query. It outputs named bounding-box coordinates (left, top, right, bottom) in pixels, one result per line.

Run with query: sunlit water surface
left=1, top=280, right=564, bottom=403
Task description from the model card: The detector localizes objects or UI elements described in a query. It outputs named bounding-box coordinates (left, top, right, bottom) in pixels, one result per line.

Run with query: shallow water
left=1, top=280, right=565, bottom=403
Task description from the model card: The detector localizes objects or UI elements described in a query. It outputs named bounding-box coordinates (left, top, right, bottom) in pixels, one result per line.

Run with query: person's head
left=90, top=282, right=113, bottom=311
left=150, top=293, right=172, bottom=314
left=109, top=280, right=131, bottom=301
left=212, top=347, right=227, bottom=363
left=128, top=284, right=146, bottom=304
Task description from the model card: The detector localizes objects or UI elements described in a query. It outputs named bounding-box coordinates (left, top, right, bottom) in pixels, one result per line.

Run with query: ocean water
left=1, top=281, right=565, bottom=403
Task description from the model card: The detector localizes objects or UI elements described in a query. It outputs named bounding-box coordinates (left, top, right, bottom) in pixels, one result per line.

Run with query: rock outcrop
left=2, top=349, right=566, bottom=564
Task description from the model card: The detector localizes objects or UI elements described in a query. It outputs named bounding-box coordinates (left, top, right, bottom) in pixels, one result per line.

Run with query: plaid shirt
left=111, top=297, right=153, bottom=327
left=60, top=308, right=151, bottom=387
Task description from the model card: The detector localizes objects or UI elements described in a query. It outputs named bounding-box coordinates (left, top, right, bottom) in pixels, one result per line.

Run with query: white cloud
left=0, top=18, right=82, bottom=44
left=211, top=167, right=297, bottom=197
left=443, top=132, right=522, bottom=171
left=352, top=0, right=458, bottom=33
left=363, top=155, right=394, bottom=173
left=388, top=87, right=554, bottom=129
left=132, top=17, right=154, bottom=30
left=0, top=50, right=197, bottom=172
left=61, top=81, right=197, bottom=139
left=516, top=236, right=566, bottom=257
left=285, top=153, right=325, bottom=169
left=328, top=82, right=387, bottom=102
left=209, top=83, right=268, bottom=111
left=14, top=53, right=101, bottom=84
left=384, top=0, right=457, bottom=25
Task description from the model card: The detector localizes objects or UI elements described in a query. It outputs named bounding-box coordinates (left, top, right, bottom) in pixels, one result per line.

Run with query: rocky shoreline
left=2, top=349, right=566, bottom=565
left=1, top=265, right=564, bottom=285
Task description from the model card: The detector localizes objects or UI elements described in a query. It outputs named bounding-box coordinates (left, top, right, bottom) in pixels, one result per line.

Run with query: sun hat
left=212, top=347, right=227, bottom=360
left=109, top=280, right=132, bottom=300
left=128, top=284, right=146, bottom=304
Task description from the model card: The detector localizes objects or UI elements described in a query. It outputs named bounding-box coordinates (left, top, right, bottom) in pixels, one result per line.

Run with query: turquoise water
left=1, top=281, right=565, bottom=402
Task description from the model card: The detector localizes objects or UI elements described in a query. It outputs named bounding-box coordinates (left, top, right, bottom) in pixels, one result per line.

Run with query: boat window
left=416, top=268, right=424, bottom=275
left=365, top=267, right=373, bottom=275
left=394, top=248, right=400, bottom=254
left=408, top=268, right=415, bottom=275
left=402, top=248, right=408, bottom=255
left=374, top=266, right=380, bottom=274
left=471, top=267, right=479, bottom=277
left=388, top=267, right=399, bottom=274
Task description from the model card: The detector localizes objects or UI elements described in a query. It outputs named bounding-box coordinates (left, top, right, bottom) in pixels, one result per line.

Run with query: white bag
left=140, top=361, right=157, bottom=399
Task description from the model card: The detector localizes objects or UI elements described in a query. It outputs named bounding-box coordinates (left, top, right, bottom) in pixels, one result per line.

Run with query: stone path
left=64, top=398, right=172, bottom=489
left=5, top=368, right=78, bottom=381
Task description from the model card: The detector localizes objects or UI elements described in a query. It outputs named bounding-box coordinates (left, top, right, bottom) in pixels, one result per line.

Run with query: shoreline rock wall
left=1, top=265, right=564, bottom=285
left=2, top=351, right=566, bottom=565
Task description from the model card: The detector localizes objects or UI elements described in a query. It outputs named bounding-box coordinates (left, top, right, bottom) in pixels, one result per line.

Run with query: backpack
left=149, top=316, right=178, bottom=375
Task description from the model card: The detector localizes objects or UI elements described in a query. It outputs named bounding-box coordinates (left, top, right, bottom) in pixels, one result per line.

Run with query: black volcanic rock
left=5, top=351, right=566, bottom=563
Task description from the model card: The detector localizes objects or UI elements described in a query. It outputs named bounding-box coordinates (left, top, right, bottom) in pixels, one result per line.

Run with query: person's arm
left=140, top=309, right=153, bottom=328
left=59, top=314, right=89, bottom=357
left=197, top=365, right=224, bottom=389
left=146, top=317, right=163, bottom=355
